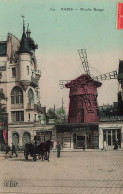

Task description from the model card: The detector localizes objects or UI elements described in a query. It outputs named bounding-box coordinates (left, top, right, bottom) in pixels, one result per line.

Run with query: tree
left=55, top=108, right=67, bottom=124
left=0, top=90, right=7, bottom=114
left=46, top=108, right=56, bottom=119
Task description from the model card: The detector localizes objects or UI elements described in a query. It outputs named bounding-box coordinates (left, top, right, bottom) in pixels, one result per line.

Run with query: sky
left=0, top=0, right=123, bottom=112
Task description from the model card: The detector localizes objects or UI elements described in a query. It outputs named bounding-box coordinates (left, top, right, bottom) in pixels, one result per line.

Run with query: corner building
left=0, top=21, right=44, bottom=147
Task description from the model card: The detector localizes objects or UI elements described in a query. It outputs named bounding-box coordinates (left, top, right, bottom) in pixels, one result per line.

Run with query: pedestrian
left=56, top=141, right=61, bottom=158
left=103, top=140, right=107, bottom=151
left=5, top=144, right=11, bottom=159
left=83, top=140, right=85, bottom=151
left=10, top=143, right=18, bottom=157
left=113, top=139, right=118, bottom=150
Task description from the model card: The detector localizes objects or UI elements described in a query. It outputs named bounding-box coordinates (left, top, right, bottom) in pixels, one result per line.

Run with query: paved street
left=0, top=150, right=123, bottom=194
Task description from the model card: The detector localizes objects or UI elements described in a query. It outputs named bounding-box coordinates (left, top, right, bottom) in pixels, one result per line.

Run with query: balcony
left=0, top=61, right=6, bottom=71
left=11, top=103, right=23, bottom=109
left=33, top=69, right=41, bottom=80
left=99, top=115, right=123, bottom=122
left=31, top=76, right=38, bottom=87
left=27, top=103, right=34, bottom=110
left=34, top=104, right=43, bottom=113
left=27, top=103, right=43, bottom=113
left=35, top=69, right=41, bottom=76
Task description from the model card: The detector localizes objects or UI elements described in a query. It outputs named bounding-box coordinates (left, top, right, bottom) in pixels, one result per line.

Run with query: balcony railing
left=0, top=61, right=6, bottom=71
left=31, top=76, right=38, bottom=87
left=11, top=104, right=23, bottom=109
left=34, top=104, right=43, bottom=113
left=99, top=115, right=123, bottom=122
left=27, top=103, right=43, bottom=113
left=35, top=69, right=41, bottom=76
left=27, top=103, right=34, bottom=110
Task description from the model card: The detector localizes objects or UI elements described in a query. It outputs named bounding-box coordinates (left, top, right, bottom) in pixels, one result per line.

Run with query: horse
left=43, top=140, right=54, bottom=162
left=24, top=140, right=54, bottom=161
left=24, top=143, right=37, bottom=161
left=37, top=142, right=45, bottom=161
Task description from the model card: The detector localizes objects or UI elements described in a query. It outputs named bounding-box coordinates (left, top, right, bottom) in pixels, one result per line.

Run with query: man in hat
left=10, top=143, right=18, bottom=157
left=5, top=143, right=11, bottom=159
left=56, top=141, right=61, bottom=158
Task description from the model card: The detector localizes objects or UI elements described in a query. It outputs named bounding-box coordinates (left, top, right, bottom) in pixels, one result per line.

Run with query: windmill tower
left=59, top=49, right=117, bottom=124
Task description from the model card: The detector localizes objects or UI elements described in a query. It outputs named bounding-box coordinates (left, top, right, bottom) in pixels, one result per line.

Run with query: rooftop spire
left=26, top=23, right=31, bottom=37
left=21, top=15, right=25, bottom=33
left=18, top=15, right=31, bottom=54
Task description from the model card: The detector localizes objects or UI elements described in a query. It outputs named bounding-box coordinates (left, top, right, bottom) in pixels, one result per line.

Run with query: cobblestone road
left=0, top=150, right=123, bottom=194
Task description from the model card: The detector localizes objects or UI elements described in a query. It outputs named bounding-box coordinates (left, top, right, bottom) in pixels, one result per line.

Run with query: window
left=12, top=67, right=16, bottom=77
left=27, top=66, right=29, bottom=75
left=0, top=88, right=3, bottom=93
left=28, top=88, right=34, bottom=103
left=11, top=86, right=23, bottom=104
left=0, top=72, right=2, bottom=79
left=34, top=114, right=36, bottom=120
left=28, top=113, right=30, bottom=120
left=36, top=91, right=39, bottom=98
left=11, top=111, right=24, bottom=122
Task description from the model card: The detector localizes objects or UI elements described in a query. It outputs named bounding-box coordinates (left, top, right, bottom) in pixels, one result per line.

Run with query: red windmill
left=59, top=49, right=117, bottom=124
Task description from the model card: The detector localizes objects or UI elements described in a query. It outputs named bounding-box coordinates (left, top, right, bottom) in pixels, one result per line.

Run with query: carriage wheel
left=33, top=154, right=37, bottom=161
left=24, top=150, right=26, bottom=156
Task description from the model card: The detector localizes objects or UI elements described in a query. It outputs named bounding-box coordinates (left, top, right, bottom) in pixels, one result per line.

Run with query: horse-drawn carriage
left=24, top=140, right=53, bottom=161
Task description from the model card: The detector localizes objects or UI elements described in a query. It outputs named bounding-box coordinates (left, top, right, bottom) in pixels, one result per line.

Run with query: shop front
left=0, top=114, right=8, bottom=150
left=56, top=123, right=99, bottom=149
left=99, top=121, right=123, bottom=149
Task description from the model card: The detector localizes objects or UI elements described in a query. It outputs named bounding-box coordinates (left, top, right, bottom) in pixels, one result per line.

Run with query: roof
left=18, top=31, right=31, bottom=54
left=55, top=122, right=99, bottom=132
left=65, top=74, right=102, bottom=88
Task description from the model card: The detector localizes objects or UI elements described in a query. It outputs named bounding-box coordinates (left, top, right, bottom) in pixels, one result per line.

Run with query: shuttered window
left=11, top=111, right=24, bottom=122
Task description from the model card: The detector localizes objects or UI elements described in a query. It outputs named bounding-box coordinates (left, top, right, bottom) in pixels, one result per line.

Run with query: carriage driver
left=34, top=133, right=41, bottom=145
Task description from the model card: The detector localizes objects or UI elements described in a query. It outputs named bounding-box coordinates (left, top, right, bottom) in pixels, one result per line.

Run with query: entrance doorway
left=22, top=132, right=31, bottom=146
left=103, top=129, right=121, bottom=148
left=12, top=132, right=19, bottom=146
left=76, top=136, right=85, bottom=148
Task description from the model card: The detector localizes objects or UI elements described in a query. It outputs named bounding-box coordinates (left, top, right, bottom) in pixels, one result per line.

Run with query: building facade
left=56, top=123, right=99, bottom=149
left=99, top=118, right=123, bottom=149
left=0, top=21, right=48, bottom=148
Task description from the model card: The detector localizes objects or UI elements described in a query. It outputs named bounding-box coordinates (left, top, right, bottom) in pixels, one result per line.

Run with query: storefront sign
left=63, top=137, right=71, bottom=148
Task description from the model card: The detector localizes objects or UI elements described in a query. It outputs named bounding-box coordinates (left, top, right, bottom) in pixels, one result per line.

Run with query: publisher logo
left=4, top=180, right=18, bottom=187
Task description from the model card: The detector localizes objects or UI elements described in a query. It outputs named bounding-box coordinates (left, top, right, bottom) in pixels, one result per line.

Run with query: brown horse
left=24, top=140, right=54, bottom=161
left=43, top=140, right=54, bottom=162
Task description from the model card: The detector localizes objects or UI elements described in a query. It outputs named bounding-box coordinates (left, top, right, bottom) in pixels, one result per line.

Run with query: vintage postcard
left=0, top=0, right=123, bottom=193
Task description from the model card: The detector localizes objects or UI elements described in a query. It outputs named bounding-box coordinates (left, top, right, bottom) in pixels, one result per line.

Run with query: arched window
left=22, top=132, right=31, bottom=146
left=28, top=88, right=34, bottom=103
left=12, top=132, right=19, bottom=146
left=11, top=86, right=23, bottom=104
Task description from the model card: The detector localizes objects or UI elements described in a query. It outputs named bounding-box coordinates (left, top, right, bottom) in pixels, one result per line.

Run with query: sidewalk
left=0, top=148, right=122, bottom=154
left=52, top=148, right=123, bottom=152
